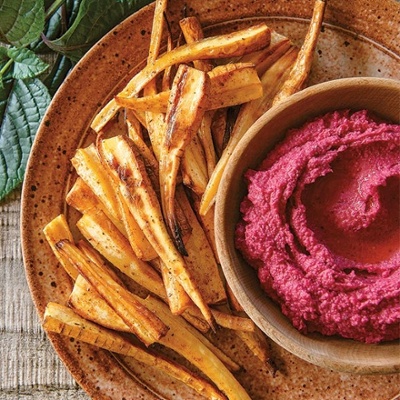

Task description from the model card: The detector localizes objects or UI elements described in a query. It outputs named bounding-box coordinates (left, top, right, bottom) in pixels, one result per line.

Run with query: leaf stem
left=45, top=0, right=67, bottom=21
left=0, top=58, right=14, bottom=78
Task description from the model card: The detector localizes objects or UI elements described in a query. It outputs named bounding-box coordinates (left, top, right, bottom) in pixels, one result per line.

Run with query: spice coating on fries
left=42, top=0, right=326, bottom=397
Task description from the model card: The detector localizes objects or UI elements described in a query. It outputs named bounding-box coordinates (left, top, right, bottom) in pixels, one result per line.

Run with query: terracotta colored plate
left=21, top=1, right=400, bottom=399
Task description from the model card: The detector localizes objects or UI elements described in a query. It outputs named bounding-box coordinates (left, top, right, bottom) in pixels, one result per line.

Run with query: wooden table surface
left=0, top=190, right=88, bottom=399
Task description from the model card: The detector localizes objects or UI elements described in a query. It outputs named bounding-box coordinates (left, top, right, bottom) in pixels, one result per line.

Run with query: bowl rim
left=215, top=76, right=400, bottom=374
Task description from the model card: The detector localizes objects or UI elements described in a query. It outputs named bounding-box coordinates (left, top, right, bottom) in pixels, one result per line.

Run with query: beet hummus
left=235, top=109, right=400, bottom=343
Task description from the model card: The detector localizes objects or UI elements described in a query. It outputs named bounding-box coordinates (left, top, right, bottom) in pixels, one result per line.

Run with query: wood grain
left=0, top=190, right=88, bottom=400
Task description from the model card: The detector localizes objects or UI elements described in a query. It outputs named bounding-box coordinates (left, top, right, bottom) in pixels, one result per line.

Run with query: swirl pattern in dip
left=235, top=109, right=400, bottom=343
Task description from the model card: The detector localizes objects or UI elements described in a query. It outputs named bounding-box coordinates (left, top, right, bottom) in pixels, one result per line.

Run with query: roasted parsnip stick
left=43, top=214, right=79, bottom=281
left=69, top=274, right=131, bottom=333
left=180, top=136, right=209, bottom=196
left=151, top=257, right=193, bottom=315
left=126, top=110, right=159, bottom=177
left=56, top=239, right=168, bottom=346
left=147, top=0, right=168, bottom=64
left=175, top=186, right=226, bottom=305
left=159, top=64, right=209, bottom=253
left=179, top=16, right=213, bottom=72
left=226, top=286, right=276, bottom=372
left=211, top=309, right=255, bottom=333
left=273, top=0, right=326, bottom=104
left=179, top=16, right=216, bottom=180
left=71, top=145, right=124, bottom=231
left=66, top=177, right=105, bottom=216
left=143, top=0, right=169, bottom=163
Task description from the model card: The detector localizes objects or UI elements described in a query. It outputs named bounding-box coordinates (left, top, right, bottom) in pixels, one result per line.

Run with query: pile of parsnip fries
left=42, top=0, right=326, bottom=398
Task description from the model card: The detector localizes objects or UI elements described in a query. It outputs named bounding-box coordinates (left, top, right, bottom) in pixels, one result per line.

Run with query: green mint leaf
left=30, top=0, right=83, bottom=53
left=7, top=47, right=49, bottom=79
left=0, top=0, right=46, bottom=47
left=46, top=0, right=152, bottom=61
left=0, top=78, right=51, bottom=199
left=29, top=6, right=63, bottom=53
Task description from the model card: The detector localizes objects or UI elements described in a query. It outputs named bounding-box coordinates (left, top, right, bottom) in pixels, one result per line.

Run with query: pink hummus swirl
left=235, top=109, right=400, bottom=343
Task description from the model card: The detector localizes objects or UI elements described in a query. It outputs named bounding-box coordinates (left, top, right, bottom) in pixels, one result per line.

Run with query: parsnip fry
left=179, top=16, right=216, bottom=178
left=199, top=39, right=297, bottom=215
left=239, top=35, right=292, bottom=76
left=44, top=302, right=227, bottom=400
left=210, top=108, right=229, bottom=157
left=144, top=96, right=167, bottom=161
left=68, top=175, right=158, bottom=264
left=69, top=266, right=238, bottom=372
left=44, top=216, right=134, bottom=333
left=99, top=135, right=216, bottom=329
left=227, top=285, right=276, bottom=372
left=228, top=47, right=298, bottom=144
left=77, top=211, right=204, bottom=328
left=273, top=0, right=326, bottom=104
left=154, top=257, right=193, bottom=315
left=141, top=297, right=241, bottom=371
left=91, top=23, right=271, bottom=132
left=235, top=328, right=276, bottom=374
left=117, top=91, right=168, bottom=113
left=147, top=0, right=168, bottom=64
left=176, top=186, right=226, bottom=305
left=125, top=107, right=143, bottom=138
left=212, top=309, right=255, bottom=332
left=76, top=209, right=166, bottom=300
left=189, top=192, right=219, bottom=260
left=227, top=285, right=244, bottom=313
left=142, top=296, right=251, bottom=400
left=43, top=214, right=78, bottom=280
left=66, top=177, right=103, bottom=215
left=69, top=274, right=131, bottom=333
left=207, top=63, right=263, bottom=110
left=77, top=239, right=125, bottom=287
left=179, top=16, right=213, bottom=72
left=181, top=136, right=209, bottom=196
left=198, top=112, right=217, bottom=178
left=71, top=145, right=124, bottom=231
left=200, top=47, right=298, bottom=215
left=127, top=111, right=160, bottom=183
left=143, top=0, right=169, bottom=163
left=95, top=137, right=192, bottom=316
left=56, top=239, right=168, bottom=346
left=159, top=64, right=208, bottom=253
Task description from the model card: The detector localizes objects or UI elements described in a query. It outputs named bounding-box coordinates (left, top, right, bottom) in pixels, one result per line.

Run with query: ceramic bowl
left=215, top=76, right=400, bottom=374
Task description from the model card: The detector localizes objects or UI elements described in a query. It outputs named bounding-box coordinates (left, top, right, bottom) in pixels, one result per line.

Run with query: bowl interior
left=215, top=77, right=400, bottom=374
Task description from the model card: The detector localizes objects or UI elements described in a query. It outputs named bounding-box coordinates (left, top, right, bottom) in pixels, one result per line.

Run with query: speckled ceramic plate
left=21, top=1, right=400, bottom=399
